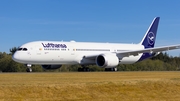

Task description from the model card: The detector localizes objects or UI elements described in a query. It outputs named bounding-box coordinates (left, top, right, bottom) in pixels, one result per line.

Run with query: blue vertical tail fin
left=139, top=17, right=160, bottom=48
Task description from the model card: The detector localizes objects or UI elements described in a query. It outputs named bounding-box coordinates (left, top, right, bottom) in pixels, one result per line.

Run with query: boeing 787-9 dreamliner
left=12, top=17, right=180, bottom=72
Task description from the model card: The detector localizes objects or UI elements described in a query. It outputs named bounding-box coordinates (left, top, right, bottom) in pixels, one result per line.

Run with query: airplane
left=12, top=17, right=180, bottom=72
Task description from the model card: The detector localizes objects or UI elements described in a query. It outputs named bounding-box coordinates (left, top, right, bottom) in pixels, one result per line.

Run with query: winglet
left=140, top=17, right=160, bottom=48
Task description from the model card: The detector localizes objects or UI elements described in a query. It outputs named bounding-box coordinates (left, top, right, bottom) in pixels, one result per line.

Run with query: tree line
left=0, top=47, right=180, bottom=72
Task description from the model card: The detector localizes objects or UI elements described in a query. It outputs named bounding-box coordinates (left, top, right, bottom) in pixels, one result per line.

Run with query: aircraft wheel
left=78, top=68, right=83, bottom=72
left=105, top=67, right=117, bottom=72
left=78, top=67, right=90, bottom=72
left=26, top=68, right=32, bottom=72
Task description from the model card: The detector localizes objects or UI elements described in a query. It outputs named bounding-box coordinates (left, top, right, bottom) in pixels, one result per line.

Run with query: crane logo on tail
left=147, top=32, right=155, bottom=45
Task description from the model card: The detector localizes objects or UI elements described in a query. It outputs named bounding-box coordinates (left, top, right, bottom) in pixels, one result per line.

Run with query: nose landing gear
left=26, top=64, right=32, bottom=72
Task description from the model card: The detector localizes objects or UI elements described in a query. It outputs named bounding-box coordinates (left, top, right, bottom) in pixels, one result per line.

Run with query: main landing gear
left=77, top=65, right=118, bottom=72
left=78, top=65, right=90, bottom=72
left=26, top=64, right=32, bottom=72
left=105, top=67, right=117, bottom=71
left=78, top=68, right=90, bottom=72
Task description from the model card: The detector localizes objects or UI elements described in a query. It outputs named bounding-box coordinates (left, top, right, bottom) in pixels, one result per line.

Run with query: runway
left=0, top=72, right=180, bottom=101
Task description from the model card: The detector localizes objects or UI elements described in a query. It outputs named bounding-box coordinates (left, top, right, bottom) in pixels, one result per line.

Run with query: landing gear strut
left=26, top=64, right=32, bottom=72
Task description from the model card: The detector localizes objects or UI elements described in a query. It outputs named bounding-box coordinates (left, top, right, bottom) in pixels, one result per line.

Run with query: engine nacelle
left=96, top=53, right=119, bottom=68
left=41, top=65, right=62, bottom=69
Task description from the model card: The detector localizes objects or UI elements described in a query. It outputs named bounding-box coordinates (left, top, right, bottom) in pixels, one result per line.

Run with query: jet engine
left=41, top=65, right=62, bottom=69
left=95, top=53, right=119, bottom=68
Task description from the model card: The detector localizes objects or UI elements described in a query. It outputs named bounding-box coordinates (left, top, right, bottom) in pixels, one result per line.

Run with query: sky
left=0, top=0, right=180, bottom=56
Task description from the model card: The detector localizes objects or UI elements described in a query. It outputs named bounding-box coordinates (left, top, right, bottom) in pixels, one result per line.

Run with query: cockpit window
left=23, top=48, right=28, bottom=51
left=17, top=48, right=28, bottom=51
left=18, top=48, right=23, bottom=51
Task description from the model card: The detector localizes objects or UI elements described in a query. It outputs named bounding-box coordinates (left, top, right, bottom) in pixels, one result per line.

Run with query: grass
left=0, top=72, right=180, bottom=101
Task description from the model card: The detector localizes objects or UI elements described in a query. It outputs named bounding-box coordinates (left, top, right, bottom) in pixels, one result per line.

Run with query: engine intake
left=96, top=53, right=119, bottom=68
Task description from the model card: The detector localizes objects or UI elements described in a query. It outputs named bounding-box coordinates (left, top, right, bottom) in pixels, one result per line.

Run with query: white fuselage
left=13, top=41, right=144, bottom=65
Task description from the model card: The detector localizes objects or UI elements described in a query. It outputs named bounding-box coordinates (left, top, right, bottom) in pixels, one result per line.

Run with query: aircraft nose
left=12, top=52, right=20, bottom=62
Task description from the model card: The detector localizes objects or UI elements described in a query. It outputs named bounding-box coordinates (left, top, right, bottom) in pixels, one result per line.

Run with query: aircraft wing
left=118, top=44, right=180, bottom=57
left=84, top=44, right=180, bottom=60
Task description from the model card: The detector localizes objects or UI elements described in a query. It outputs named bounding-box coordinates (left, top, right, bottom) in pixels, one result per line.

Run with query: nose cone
left=12, top=52, right=20, bottom=63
